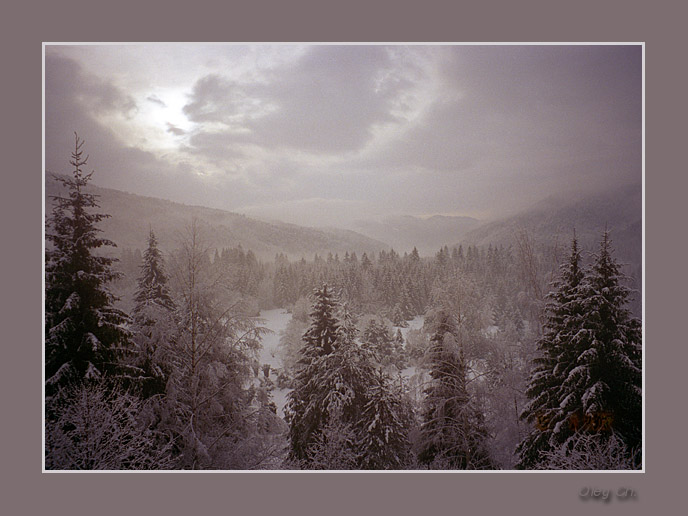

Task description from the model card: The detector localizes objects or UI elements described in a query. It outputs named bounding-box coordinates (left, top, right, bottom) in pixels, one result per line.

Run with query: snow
left=396, top=315, right=424, bottom=340
left=257, top=309, right=292, bottom=370
left=256, top=309, right=293, bottom=418
left=60, top=292, right=80, bottom=313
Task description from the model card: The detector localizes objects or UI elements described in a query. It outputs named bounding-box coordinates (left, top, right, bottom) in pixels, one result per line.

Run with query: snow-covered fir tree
left=133, top=229, right=175, bottom=319
left=286, top=288, right=415, bottom=469
left=356, top=369, right=413, bottom=469
left=567, top=231, right=641, bottom=461
left=130, top=229, right=176, bottom=397
left=285, top=285, right=372, bottom=463
left=417, top=309, right=493, bottom=469
left=45, top=134, right=130, bottom=394
left=516, top=235, right=586, bottom=468
left=516, top=231, right=642, bottom=469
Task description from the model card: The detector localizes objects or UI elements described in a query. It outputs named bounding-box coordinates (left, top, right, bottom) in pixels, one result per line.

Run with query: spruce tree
left=516, top=235, right=585, bottom=468
left=285, top=286, right=377, bottom=466
left=45, top=134, right=130, bottom=393
left=131, top=229, right=176, bottom=397
left=285, top=285, right=343, bottom=462
left=418, top=310, right=493, bottom=469
left=356, top=369, right=413, bottom=469
left=133, top=229, right=175, bottom=320
left=516, top=231, right=642, bottom=469
left=566, top=231, right=642, bottom=460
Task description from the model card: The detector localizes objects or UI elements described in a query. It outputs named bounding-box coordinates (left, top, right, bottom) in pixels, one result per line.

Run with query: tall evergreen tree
left=356, top=369, right=413, bottom=469
left=301, top=284, right=340, bottom=356
left=133, top=229, right=175, bottom=320
left=516, top=231, right=642, bottom=469
left=516, top=235, right=585, bottom=468
left=284, top=285, right=343, bottom=462
left=131, top=229, right=176, bottom=397
left=285, top=286, right=378, bottom=466
left=45, top=134, right=130, bottom=394
left=567, top=231, right=642, bottom=459
left=417, top=310, right=493, bottom=469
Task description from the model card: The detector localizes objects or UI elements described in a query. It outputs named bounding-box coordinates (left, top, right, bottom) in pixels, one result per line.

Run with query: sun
left=134, top=87, right=194, bottom=151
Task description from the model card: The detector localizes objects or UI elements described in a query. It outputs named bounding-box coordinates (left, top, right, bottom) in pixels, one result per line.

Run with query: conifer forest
left=44, top=44, right=643, bottom=471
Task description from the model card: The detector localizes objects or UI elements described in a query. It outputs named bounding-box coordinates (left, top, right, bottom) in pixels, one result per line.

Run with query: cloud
left=182, top=74, right=253, bottom=125
left=166, top=122, right=186, bottom=136
left=147, top=94, right=166, bottom=107
left=357, top=46, right=641, bottom=203
left=45, top=45, right=642, bottom=227
left=182, top=46, right=422, bottom=157
left=45, top=54, right=137, bottom=118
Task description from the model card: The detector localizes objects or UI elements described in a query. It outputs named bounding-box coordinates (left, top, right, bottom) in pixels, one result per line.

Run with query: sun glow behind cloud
left=44, top=43, right=642, bottom=227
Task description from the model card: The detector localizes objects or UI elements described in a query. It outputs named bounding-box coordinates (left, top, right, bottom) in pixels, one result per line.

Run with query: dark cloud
left=182, top=74, right=249, bottom=125
left=359, top=45, right=641, bottom=207
left=166, top=122, right=185, bottom=136
left=245, top=45, right=404, bottom=153
left=147, top=94, right=166, bottom=107
left=46, top=54, right=137, bottom=118
left=183, top=46, right=415, bottom=156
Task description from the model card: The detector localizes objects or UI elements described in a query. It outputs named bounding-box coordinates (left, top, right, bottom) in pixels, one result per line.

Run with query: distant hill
left=461, top=184, right=642, bottom=316
left=44, top=175, right=388, bottom=259
left=350, top=214, right=480, bottom=255
left=461, top=183, right=641, bottom=264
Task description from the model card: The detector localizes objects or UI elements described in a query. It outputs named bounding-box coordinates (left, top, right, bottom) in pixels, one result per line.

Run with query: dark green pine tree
left=45, top=134, right=130, bottom=394
left=418, top=310, right=493, bottom=469
left=301, top=283, right=340, bottom=357
left=516, top=231, right=642, bottom=469
left=285, top=287, right=380, bottom=467
left=516, top=235, right=586, bottom=468
left=562, top=231, right=642, bottom=462
left=362, top=318, right=394, bottom=363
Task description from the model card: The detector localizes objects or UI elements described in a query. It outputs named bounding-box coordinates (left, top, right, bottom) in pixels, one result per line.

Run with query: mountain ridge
left=45, top=174, right=389, bottom=260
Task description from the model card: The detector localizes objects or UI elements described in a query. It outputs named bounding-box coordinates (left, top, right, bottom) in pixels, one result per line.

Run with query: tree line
left=45, top=136, right=641, bottom=469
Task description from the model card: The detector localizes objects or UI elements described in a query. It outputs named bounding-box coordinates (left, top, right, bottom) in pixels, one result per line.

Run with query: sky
left=44, top=44, right=642, bottom=227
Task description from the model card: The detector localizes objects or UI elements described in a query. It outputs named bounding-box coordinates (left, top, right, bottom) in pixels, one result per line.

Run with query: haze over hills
left=45, top=175, right=389, bottom=260
left=460, top=183, right=641, bottom=261
left=347, top=214, right=480, bottom=255
left=46, top=174, right=642, bottom=271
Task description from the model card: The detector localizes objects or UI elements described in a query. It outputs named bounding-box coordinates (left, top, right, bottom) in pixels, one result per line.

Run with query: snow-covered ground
left=256, top=309, right=292, bottom=417
left=399, top=315, right=424, bottom=339
left=257, top=309, right=292, bottom=370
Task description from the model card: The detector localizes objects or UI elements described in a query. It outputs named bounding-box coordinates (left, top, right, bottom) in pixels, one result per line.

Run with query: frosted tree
left=133, top=229, right=175, bottom=318
left=45, top=134, right=130, bottom=394
left=537, top=432, right=638, bottom=470
left=517, top=231, right=641, bottom=469
left=285, top=285, right=378, bottom=466
left=562, top=231, right=641, bottom=461
left=45, top=380, right=174, bottom=470
left=517, top=235, right=586, bottom=468
left=130, top=229, right=176, bottom=397
left=362, top=318, right=394, bottom=363
left=417, top=310, right=493, bottom=469
left=356, top=369, right=414, bottom=469
left=162, top=220, right=268, bottom=469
